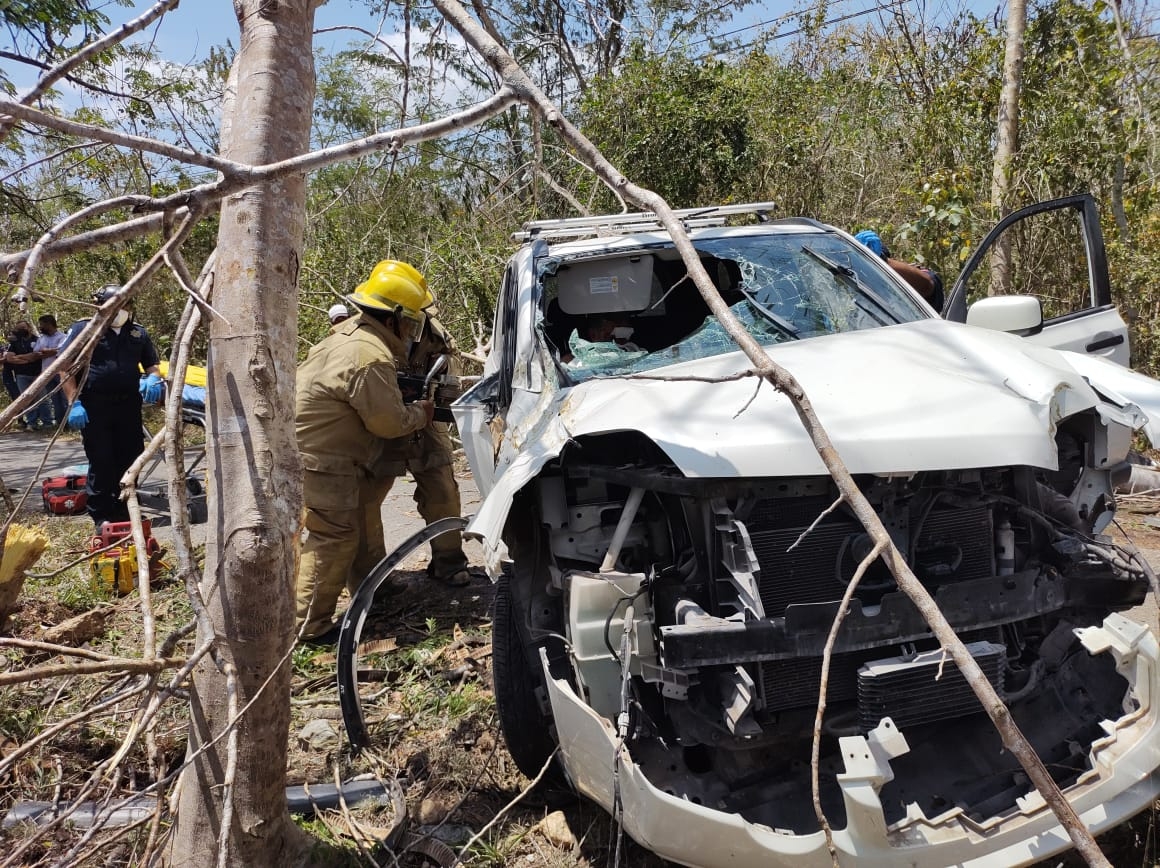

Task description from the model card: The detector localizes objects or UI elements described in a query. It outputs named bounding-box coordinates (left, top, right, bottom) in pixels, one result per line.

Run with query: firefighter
left=294, top=260, right=436, bottom=643
left=60, top=285, right=163, bottom=527
left=328, top=303, right=350, bottom=325
left=385, top=310, right=471, bottom=587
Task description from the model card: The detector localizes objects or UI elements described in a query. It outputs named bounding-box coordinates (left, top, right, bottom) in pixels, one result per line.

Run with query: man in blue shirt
left=60, top=286, right=162, bottom=527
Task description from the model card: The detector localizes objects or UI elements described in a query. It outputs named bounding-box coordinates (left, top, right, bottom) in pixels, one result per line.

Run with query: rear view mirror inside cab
left=966, top=295, right=1044, bottom=336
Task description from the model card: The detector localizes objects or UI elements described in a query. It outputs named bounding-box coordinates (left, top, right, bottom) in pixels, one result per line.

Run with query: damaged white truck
left=347, top=195, right=1160, bottom=866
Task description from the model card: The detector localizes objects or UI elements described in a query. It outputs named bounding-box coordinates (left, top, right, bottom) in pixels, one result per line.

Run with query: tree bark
left=164, top=1, right=317, bottom=865
left=989, top=0, right=1025, bottom=296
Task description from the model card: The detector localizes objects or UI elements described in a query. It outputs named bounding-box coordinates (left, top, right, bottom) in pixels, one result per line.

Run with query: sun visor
left=557, top=254, right=655, bottom=315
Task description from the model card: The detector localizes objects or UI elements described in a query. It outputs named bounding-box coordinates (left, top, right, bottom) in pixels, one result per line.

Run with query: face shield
left=397, top=307, right=426, bottom=349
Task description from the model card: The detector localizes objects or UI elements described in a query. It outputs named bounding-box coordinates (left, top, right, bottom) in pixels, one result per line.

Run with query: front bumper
left=543, top=612, right=1160, bottom=868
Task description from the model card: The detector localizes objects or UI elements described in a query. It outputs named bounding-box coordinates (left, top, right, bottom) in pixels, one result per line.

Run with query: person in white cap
left=328, top=303, right=350, bottom=326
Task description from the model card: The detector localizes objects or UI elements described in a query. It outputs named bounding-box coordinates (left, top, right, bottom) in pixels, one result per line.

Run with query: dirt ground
left=288, top=460, right=676, bottom=866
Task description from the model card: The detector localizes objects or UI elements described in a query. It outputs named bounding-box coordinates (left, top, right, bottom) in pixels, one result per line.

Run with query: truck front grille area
left=857, top=641, right=1006, bottom=730
left=757, top=631, right=1005, bottom=721
left=747, top=502, right=995, bottom=618
left=743, top=495, right=1000, bottom=725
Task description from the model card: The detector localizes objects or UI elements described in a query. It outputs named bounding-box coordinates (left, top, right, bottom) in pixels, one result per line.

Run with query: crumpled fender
left=1058, top=350, right=1160, bottom=445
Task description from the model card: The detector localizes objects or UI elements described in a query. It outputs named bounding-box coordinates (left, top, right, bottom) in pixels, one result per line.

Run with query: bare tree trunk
left=989, top=0, right=1025, bottom=296
left=165, top=1, right=317, bottom=864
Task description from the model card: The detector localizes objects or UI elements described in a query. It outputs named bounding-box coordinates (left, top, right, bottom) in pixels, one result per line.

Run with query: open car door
left=943, top=194, right=1129, bottom=366
left=451, top=238, right=546, bottom=499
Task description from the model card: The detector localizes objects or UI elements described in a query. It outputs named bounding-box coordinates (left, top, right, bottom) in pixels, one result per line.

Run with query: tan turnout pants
left=295, top=475, right=394, bottom=640
left=409, top=459, right=467, bottom=578
left=294, top=459, right=467, bottom=639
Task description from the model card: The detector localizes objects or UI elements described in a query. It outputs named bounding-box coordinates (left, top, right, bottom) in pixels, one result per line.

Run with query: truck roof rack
left=513, top=201, right=778, bottom=242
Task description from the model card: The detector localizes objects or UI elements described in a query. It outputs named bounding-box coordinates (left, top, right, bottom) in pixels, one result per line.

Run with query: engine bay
left=506, top=428, right=1149, bottom=834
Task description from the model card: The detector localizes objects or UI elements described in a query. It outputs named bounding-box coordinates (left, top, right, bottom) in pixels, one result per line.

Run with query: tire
left=492, top=574, right=559, bottom=779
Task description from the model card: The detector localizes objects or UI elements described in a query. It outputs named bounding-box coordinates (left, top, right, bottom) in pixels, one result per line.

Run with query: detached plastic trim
left=337, top=516, right=469, bottom=748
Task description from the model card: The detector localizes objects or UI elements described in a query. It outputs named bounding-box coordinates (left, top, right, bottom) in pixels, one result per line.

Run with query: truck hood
left=467, top=318, right=1131, bottom=554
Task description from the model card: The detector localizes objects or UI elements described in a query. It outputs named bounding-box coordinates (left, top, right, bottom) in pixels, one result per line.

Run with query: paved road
left=0, top=430, right=86, bottom=502
left=1, top=427, right=485, bottom=569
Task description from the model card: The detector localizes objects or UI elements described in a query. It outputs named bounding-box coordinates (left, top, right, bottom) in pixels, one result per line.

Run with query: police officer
left=387, top=312, right=471, bottom=586
left=294, top=260, right=436, bottom=642
left=60, top=285, right=162, bottom=527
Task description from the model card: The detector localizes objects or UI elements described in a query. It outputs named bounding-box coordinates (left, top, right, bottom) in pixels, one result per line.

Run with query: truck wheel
left=492, top=574, right=559, bottom=780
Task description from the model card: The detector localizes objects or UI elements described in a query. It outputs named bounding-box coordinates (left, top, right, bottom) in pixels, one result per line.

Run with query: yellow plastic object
left=0, top=525, right=50, bottom=623
left=155, top=360, right=207, bottom=387
left=90, top=547, right=139, bottom=596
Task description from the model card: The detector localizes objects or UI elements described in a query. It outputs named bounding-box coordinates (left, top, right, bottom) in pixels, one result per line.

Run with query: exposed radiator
left=747, top=505, right=994, bottom=617
left=857, top=641, right=1006, bottom=731
left=742, top=497, right=1000, bottom=721
left=759, top=648, right=880, bottom=712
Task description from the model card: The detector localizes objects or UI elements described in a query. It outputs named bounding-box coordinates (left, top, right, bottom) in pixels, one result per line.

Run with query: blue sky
left=3, top=0, right=1003, bottom=100
left=133, top=1, right=389, bottom=65
left=107, top=0, right=997, bottom=66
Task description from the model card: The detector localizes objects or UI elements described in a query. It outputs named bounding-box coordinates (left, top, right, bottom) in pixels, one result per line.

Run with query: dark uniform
left=5, top=328, right=42, bottom=427
left=63, top=319, right=160, bottom=526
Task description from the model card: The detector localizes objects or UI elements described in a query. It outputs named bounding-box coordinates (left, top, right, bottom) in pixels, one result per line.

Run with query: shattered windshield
left=541, top=230, right=929, bottom=382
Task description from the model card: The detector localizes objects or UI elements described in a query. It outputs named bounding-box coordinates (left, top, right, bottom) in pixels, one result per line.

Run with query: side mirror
left=966, top=295, right=1044, bottom=336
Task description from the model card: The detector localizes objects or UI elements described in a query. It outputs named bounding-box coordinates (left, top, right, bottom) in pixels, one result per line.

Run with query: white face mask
left=112, top=310, right=130, bottom=328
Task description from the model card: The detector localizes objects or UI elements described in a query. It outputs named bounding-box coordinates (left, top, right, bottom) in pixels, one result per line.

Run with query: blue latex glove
left=140, top=372, right=164, bottom=404
left=67, top=402, right=88, bottom=430
left=854, top=229, right=885, bottom=258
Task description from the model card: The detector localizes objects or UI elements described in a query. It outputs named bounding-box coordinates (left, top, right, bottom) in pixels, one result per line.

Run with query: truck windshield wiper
left=734, top=284, right=800, bottom=340
left=800, top=245, right=899, bottom=325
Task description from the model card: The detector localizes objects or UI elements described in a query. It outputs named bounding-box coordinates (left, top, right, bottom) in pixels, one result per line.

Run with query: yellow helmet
left=349, top=260, right=434, bottom=315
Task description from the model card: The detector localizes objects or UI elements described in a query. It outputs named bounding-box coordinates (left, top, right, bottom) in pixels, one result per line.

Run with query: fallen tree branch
left=0, top=681, right=149, bottom=780
left=0, top=655, right=187, bottom=687
left=812, top=540, right=886, bottom=863
left=0, top=637, right=119, bottom=661
left=454, top=746, right=559, bottom=865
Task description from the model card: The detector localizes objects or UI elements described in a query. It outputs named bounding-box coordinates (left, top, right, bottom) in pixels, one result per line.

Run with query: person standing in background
left=33, top=315, right=67, bottom=425
left=2, top=319, right=47, bottom=429
left=328, top=303, right=350, bottom=326
left=1, top=336, right=20, bottom=407
left=60, top=286, right=162, bottom=527
left=855, top=229, right=945, bottom=313
left=388, top=312, right=472, bottom=586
